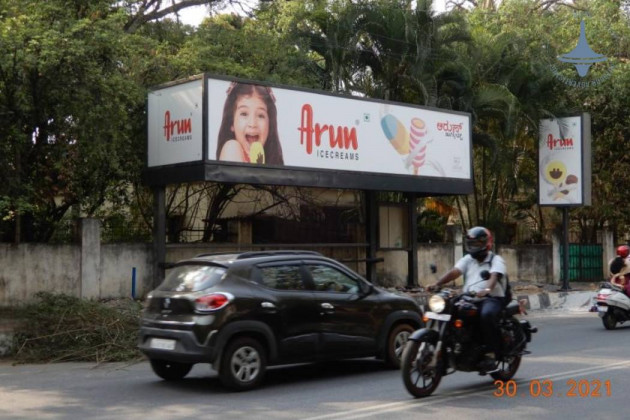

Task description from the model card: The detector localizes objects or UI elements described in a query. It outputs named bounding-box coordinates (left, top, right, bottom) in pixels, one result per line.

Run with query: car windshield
left=157, top=264, right=227, bottom=292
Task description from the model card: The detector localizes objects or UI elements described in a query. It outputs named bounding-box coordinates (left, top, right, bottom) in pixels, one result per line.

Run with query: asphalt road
left=1, top=311, right=628, bottom=420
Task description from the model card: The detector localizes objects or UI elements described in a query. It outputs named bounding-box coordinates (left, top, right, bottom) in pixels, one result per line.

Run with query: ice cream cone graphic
left=406, top=117, right=429, bottom=175
left=380, top=114, right=410, bottom=155
left=249, top=141, right=265, bottom=164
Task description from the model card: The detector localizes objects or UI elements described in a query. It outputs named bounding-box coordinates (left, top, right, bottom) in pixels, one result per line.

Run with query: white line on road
left=304, top=360, right=630, bottom=420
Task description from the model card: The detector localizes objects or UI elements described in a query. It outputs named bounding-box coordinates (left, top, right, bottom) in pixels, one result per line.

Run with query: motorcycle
left=401, top=276, right=537, bottom=398
left=592, top=281, right=630, bottom=330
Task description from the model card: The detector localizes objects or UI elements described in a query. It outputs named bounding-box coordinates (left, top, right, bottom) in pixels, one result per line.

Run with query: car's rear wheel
left=385, top=323, right=415, bottom=369
left=219, top=337, right=267, bottom=391
left=149, top=359, right=193, bottom=381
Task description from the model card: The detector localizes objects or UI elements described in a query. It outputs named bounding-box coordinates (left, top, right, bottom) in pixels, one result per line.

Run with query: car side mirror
left=360, top=282, right=374, bottom=296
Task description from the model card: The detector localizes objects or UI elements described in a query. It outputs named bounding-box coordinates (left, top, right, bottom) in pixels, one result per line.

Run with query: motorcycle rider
left=609, top=245, right=630, bottom=297
left=428, top=226, right=507, bottom=372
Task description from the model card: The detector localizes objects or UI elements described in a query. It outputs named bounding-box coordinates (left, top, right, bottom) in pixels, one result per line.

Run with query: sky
left=178, top=1, right=451, bottom=26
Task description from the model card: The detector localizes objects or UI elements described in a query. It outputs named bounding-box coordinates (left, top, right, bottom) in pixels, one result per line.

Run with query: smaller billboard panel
left=538, top=114, right=591, bottom=206
left=148, top=79, right=203, bottom=167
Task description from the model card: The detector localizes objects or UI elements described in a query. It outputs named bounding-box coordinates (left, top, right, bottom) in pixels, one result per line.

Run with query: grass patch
left=12, top=292, right=144, bottom=363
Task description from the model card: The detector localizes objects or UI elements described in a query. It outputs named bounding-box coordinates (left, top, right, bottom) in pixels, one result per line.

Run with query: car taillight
left=195, top=293, right=233, bottom=312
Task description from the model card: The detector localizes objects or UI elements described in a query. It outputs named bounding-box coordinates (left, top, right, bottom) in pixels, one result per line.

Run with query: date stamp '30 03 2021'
left=493, top=379, right=612, bottom=398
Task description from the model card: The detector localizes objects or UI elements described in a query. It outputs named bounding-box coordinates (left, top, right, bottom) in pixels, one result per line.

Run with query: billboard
left=538, top=114, right=591, bottom=206
left=206, top=79, right=471, bottom=179
left=145, top=74, right=473, bottom=194
left=147, top=78, right=203, bottom=167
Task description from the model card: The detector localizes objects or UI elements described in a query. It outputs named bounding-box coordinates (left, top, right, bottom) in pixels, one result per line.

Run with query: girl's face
left=231, top=93, right=269, bottom=152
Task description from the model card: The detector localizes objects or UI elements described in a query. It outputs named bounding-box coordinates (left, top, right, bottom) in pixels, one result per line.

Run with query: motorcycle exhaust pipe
left=520, top=320, right=537, bottom=342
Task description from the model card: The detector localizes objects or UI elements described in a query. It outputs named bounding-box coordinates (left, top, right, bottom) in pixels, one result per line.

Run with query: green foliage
left=0, top=0, right=629, bottom=246
left=0, top=0, right=155, bottom=241
left=12, top=292, right=143, bottom=363
left=417, top=210, right=448, bottom=242
left=178, top=11, right=322, bottom=87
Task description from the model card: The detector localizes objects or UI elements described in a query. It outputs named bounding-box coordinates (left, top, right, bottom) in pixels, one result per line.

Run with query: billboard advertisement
left=145, top=75, right=473, bottom=193
left=538, top=114, right=591, bottom=206
left=147, top=78, right=203, bottom=167
left=206, top=79, right=471, bottom=180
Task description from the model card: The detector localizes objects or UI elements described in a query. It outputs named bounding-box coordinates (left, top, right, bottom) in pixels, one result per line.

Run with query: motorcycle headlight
left=429, top=295, right=446, bottom=313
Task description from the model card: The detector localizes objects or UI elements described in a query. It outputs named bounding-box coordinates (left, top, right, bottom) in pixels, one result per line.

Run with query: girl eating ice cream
left=216, top=82, right=284, bottom=166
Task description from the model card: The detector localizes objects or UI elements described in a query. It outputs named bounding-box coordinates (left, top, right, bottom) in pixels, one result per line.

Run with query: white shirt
left=455, top=252, right=507, bottom=297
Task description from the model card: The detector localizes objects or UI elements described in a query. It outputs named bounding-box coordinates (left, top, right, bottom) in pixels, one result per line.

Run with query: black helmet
left=465, top=226, right=493, bottom=259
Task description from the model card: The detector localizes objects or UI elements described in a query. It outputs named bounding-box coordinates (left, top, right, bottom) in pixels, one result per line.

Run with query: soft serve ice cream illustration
left=406, top=117, right=430, bottom=175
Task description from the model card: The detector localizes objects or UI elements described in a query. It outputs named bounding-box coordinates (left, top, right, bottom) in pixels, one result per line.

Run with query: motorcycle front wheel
left=401, top=338, right=442, bottom=398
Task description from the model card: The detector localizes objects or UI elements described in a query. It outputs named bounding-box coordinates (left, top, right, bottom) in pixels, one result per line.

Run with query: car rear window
left=157, top=264, right=227, bottom=292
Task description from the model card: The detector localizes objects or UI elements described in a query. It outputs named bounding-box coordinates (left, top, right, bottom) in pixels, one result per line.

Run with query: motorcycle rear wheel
left=491, top=317, right=525, bottom=381
left=602, top=312, right=617, bottom=330
left=490, top=355, right=522, bottom=381
left=401, top=338, right=442, bottom=398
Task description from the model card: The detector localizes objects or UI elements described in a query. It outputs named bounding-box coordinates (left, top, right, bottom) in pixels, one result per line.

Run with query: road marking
left=303, top=360, right=630, bottom=420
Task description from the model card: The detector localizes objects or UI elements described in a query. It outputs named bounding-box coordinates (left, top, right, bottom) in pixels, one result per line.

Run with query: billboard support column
left=560, top=207, right=571, bottom=291
left=153, top=186, right=166, bottom=289
left=407, top=193, right=418, bottom=287
left=365, top=190, right=377, bottom=283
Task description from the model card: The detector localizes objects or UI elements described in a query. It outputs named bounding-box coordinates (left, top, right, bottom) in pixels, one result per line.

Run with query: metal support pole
left=153, top=186, right=166, bottom=289
left=365, top=190, right=378, bottom=283
left=561, top=207, right=571, bottom=291
left=406, top=192, right=418, bottom=288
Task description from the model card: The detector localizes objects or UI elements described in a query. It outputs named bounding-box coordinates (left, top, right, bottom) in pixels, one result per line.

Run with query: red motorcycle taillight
left=195, top=293, right=232, bottom=312
left=596, top=293, right=610, bottom=301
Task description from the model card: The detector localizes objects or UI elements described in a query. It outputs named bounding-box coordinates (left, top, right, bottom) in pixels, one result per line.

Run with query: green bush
left=12, top=292, right=143, bottom=363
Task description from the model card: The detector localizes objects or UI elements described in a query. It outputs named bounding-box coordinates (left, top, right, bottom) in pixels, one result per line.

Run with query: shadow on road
left=152, top=358, right=390, bottom=393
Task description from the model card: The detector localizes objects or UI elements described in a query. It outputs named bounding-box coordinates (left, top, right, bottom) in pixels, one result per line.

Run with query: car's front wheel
left=149, top=359, right=193, bottom=381
left=385, top=323, right=415, bottom=369
left=219, top=337, right=267, bottom=391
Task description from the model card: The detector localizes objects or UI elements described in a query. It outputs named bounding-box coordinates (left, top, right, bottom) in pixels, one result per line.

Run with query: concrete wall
left=0, top=222, right=608, bottom=305
left=0, top=244, right=81, bottom=303
left=0, top=242, right=154, bottom=306
left=498, top=244, right=554, bottom=284
left=374, top=243, right=553, bottom=289
left=101, top=243, right=154, bottom=299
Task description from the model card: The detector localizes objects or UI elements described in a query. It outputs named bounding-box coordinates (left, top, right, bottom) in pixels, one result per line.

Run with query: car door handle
left=261, top=302, right=277, bottom=312
left=320, top=302, right=334, bottom=315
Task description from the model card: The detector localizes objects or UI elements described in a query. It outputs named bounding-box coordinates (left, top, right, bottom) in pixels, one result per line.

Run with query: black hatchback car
left=138, top=250, right=422, bottom=390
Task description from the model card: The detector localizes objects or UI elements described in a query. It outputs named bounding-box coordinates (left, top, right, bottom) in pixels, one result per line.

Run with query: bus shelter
left=143, top=74, right=473, bottom=287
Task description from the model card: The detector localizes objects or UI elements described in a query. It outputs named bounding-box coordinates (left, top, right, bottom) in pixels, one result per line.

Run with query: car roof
left=182, top=250, right=327, bottom=267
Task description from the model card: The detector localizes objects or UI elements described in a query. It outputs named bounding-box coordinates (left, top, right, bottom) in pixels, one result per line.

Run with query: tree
left=0, top=1, right=154, bottom=241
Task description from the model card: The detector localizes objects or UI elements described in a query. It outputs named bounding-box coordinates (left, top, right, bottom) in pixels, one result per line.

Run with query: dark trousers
left=478, top=297, right=504, bottom=358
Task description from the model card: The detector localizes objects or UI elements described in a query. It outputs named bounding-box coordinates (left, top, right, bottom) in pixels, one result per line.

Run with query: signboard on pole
left=538, top=114, right=592, bottom=206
